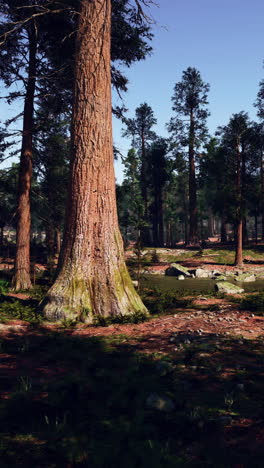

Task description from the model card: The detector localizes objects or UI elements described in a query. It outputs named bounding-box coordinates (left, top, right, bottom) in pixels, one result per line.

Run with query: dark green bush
left=142, top=290, right=192, bottom=315
left=240, top=293, right=264, bottom=315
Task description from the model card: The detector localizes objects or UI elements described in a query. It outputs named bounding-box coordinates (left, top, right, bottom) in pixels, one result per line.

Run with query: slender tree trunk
left=234, top=138, right=243, bottom=266
left=140, top=132, right=150, bottom=245
left=208, top=209, right=214, bottom=237
left=46, top=223, right=55, bottom=259
left=0, top=226, right=4, bottom=248
left=255, top=214, right=258, bottom=244
left=188, top=110, right=198, bottom=245
left=41, top=0, right=147, bottom=322
left=12, top=26, right=37, bottom=290
left=261, top=151, right=264, bottom=240
left=242, top=217, right=248, bottom=245
left=157, top=191, right=164, bottom=246
left=55, top=228, right=61, bottom=256
left=220, top=217, right=227, bottom=244
left=235, top=219, right=243, bottom=266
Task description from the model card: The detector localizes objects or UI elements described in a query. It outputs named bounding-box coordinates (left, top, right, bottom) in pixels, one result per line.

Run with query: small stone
left=177, top=275, right=185, bottom=280
left=146, top=393, right=175, bottom=412
left=156, top=360, right=174, bottom=376
left=237, top=383, right=245, bottom=391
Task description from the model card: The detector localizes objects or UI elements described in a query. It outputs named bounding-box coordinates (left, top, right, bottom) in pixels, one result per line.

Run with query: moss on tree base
left=40, top=266, right=148, bottom=324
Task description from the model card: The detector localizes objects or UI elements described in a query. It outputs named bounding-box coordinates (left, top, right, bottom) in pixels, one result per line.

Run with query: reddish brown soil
left=0, top=298, right=263, bottom=354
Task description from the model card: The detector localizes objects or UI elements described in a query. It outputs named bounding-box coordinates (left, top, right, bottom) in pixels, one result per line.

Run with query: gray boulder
left=224, top=271, right=236, bottom=277
left=165, top=263, right=191, bottom=277
left=195, top=268, right=213, bottom=278
left=215, top=281, right=244, bottom=294
left=235, top=274, right=255, bottom=282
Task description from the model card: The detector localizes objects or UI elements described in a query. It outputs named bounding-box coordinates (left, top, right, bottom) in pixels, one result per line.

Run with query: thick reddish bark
left=41, top=0, right=147, bottom=322
left=188, top=110, right=198, bottom=245
left=235, top=219, right=243, bottom=266
left=12, top=26, right=37, bottom=290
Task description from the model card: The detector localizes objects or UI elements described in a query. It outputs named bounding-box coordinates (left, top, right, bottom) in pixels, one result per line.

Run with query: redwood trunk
left=41, top=0, right=147, bottom=322
left=188, top=110, right=198, bottom=245
left=12, top=26, right=37, bottom=290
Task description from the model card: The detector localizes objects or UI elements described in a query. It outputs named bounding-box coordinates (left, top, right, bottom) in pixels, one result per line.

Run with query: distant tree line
left=117, top=67, right=264, bottom=266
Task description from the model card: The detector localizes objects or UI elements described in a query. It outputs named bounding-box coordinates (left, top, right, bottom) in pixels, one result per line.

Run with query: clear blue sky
left=113, top=0, right=264, bottom=182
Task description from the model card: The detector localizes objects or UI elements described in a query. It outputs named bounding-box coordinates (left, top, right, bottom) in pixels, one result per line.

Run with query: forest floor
left=0, top=244, right=264, bottom=466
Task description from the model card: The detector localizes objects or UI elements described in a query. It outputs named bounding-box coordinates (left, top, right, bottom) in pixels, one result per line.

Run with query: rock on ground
left=215, top=281, right=244, bottom=294
left=165, top=263, right=191, bottom=277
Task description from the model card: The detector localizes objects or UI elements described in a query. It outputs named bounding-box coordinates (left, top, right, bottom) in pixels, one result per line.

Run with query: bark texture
left=41, top=0, right=147, bottom=322
left=188, top=111, right=199, bottom=245
left=12, top=26, right=37, bottom=290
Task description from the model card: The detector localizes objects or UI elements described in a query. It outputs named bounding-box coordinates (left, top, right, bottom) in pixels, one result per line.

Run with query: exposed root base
left=39, top=275, right=148, bottom=324
left=11, top=271, right=32, bottom=291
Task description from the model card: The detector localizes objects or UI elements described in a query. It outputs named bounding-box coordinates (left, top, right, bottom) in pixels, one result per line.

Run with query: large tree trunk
left=12, top=26, right=37, bottom=290
left=234, top=139, right=243, bottom=267
left=188, top=110, right=198, bottom=245
left=41, top=0, right=147, bottom=322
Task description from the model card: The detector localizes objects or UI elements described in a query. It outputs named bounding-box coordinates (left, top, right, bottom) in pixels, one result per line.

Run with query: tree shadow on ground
left=0, top=328, right=263, bottom=467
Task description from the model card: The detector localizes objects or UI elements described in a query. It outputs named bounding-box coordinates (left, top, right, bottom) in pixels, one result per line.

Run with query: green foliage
left=142, top=289, right=193, bottom=315
left=240, top=293, right=264, bottom=315
left=93, top=310, right=148, bottom=327
left=0, top=298, right=41, bottom=324
left=0, top=279, right=9, bottom=294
